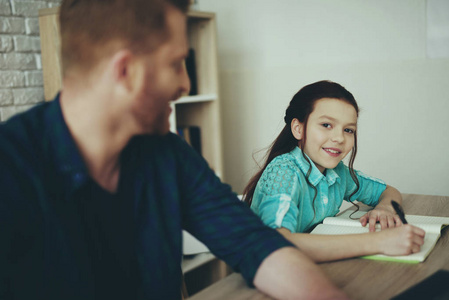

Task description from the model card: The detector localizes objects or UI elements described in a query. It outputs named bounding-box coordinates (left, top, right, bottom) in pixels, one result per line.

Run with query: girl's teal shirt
left=250, top=147, right=386, bottom=233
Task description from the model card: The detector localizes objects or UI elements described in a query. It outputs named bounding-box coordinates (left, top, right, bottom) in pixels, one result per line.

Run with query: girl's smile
left=322, top=147, right=342, bottom=157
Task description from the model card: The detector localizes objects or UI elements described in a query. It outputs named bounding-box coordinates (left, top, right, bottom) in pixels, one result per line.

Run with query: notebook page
left=405, top=215, right=449, bottom=226
left=312, top=224, right=368, bottom=235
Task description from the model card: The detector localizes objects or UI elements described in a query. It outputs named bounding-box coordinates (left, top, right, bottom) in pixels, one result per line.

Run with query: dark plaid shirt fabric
left=0, top=94, right=293, bottom=300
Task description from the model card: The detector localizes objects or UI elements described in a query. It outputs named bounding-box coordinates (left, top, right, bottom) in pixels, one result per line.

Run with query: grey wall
left=199, top=0, right=449, bottom=196
left=0, top=0, right=61, bottom=121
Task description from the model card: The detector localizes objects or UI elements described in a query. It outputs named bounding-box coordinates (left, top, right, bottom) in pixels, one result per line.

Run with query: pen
left=391, top=200, right=408, bottom=224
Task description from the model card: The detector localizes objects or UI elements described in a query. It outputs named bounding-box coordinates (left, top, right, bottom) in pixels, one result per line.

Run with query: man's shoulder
left=0, top=102, right=49, bottom=138
left=0, top=103, right=50, bottom=172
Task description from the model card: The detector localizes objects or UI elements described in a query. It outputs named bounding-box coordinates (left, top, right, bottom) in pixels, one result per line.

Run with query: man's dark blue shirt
left=0, top=95, right=293, bottom=299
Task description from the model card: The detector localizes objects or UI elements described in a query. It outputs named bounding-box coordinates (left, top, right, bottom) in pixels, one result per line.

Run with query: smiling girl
left=243, top=80, right=425, bottom=262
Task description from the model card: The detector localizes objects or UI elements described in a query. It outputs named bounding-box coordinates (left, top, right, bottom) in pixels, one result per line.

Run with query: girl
left=243, top=80, right=425, bottom=262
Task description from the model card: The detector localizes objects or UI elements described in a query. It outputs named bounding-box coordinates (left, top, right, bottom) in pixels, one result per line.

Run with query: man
left=0, top=0, right=348, bottom=299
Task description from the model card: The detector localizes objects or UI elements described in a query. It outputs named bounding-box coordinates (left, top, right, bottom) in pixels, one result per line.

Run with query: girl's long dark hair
left=243, top=80, right=360, bottom=214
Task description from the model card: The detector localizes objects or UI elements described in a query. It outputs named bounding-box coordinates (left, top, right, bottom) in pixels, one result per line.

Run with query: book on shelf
left=310, top=206, right=449, bottom=263
left=185, top=48, right=198, bottom=96
left=177, top=126, right=202, bottom=156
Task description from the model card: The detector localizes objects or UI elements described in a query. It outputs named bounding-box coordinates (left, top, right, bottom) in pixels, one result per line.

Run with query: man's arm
left=254, top=247, right=349, bottom=300
left=173, top=136, right=346, bottom=298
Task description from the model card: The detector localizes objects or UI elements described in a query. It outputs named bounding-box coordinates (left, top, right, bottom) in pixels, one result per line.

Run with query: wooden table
left=189, top=194, right=449, bottom=300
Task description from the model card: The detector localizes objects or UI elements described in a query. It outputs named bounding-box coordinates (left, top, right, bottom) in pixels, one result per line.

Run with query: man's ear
left=110, top=50, right=143, bottom=96
left=291, top=118, right=304, bottom=140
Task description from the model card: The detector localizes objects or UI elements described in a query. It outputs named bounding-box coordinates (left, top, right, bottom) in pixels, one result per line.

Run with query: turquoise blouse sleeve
left=250, top=160, right=301, bottom=233
left=342, top=164, right=386, bottom=206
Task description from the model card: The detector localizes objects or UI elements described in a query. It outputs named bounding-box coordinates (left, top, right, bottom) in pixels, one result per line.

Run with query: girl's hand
left=377, top=225, right=426, bottom=256
left=360, top=207, right=403, bottom=232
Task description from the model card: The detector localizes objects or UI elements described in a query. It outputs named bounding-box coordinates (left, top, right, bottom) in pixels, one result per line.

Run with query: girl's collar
left=290, top=147, right=340, bottom=186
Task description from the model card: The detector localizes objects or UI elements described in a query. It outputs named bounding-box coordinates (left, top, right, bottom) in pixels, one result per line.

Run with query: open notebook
left=310, top=206, right=449, bottom=263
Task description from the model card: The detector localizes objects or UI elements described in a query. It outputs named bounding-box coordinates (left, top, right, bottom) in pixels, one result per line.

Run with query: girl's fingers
left=368, top=215, right=378, bottom=232
left=359, top=213, right=369, bottom=226
left=379, top=215, right=387, bottom=230
left=386, top=215, right=395, bottom=228
left=413, top=226, right=426, bottom=237
left=393, top=215, right=403, bottom=227
left=410, top=226, right=425, bottom=253
left=412, top=235, right=424, bottom=251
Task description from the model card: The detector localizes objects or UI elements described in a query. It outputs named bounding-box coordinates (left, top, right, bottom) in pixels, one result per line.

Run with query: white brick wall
left=0, top=0, right=62, bottom=122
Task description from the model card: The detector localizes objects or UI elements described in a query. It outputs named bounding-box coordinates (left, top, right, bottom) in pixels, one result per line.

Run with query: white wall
left=199, top=0, right=449, bottom=196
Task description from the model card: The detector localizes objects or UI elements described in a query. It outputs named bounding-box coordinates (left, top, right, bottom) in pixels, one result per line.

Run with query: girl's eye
left=345, top=128, right=355, bottom=134
left=322, top=123, right=331, bottom=128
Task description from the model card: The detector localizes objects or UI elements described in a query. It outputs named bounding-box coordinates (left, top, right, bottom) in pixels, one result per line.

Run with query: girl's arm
left=359, top=185, right=403, bottom=232
left=277, top=224, right=425, bottom=263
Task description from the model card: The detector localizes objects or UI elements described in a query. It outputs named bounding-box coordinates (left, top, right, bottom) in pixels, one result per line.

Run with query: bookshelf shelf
left=176, top=93, right=217, bottom=104
left=182, top=253, right=215, bottom=273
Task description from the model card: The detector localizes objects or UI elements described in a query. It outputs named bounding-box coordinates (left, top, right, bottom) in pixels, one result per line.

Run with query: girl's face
left=301, top=98, right=358, bottom=173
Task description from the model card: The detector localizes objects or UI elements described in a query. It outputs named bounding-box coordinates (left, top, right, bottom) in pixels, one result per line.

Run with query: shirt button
left=323, top=197, right=328, bottom=204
